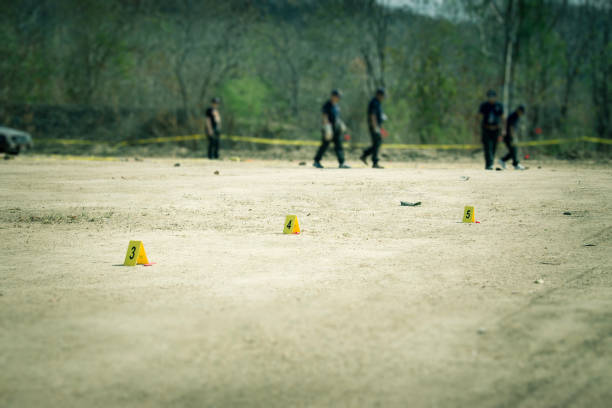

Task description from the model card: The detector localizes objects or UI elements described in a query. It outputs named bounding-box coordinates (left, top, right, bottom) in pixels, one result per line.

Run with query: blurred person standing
left=205, top=97, right=222, bottom=160
left=313, top=90, right=350, bottom=169
left=360, top=88, right=386, bottom=169
left=477, top=89, right=504, bottom=170
left=499, top=105, right=526, bottom=170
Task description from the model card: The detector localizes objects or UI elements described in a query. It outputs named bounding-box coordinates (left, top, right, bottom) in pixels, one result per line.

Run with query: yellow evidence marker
left=123, top=240, right=149, bottom=266
left=463, top=206, right=475, bottom=223
left=283, top=215, right=300, bottom=234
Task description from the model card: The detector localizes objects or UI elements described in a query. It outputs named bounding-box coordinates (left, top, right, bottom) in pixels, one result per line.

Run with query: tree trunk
left=502, top=37, right=513, bottom=112
left=590, top=5, right=611, bottom=145
left=502, top=0, right=516, bottom=114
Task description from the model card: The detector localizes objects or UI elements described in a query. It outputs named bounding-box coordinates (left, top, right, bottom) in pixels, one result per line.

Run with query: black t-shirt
left=205, top=107, right=220, bottom=132
left=506, top=111, right=520, bottom=134
left=322, top=100, right=340, bottom=125
left=479, top=102, right=504, bottom=128
left=368, top=97, right=383, bottom=127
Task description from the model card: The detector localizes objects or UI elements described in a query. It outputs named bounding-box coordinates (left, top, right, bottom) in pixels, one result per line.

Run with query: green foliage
left=221, top=77, right=272, bottom=125
left=411, top=46, right=458, bottom=143
left=0, top=0, right=609, bottom=146
left=0, top=10, right=53, bottom=102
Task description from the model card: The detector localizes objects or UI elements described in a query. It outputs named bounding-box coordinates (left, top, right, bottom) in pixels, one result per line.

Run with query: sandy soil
left=1, top=155, right=611, bottom=408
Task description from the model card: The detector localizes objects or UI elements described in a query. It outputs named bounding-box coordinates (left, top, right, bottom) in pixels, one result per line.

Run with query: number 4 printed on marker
left=283, top=215, right=300, bottom=234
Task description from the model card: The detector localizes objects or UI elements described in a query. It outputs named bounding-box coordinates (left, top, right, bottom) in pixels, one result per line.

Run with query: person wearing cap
left=205, top=97, right=221, bottom=159
left=499, top=105, right=526, bottom=170
left=361, top=88, right=386, bottom=168
left=313, top=90, right=350, bottom=169
left=478, top=89, right=504, bottom=170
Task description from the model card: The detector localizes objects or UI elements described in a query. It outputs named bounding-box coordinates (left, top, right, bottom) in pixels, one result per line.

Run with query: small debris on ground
left=134, top=157, right=143, bottom=162
left=174, top=163, right=180, bottom=167
left=400, top=201, right=422, bottom=207
left=477, top=327, right=486, bottom=335
left=583, top=243, right=597, bottom=247
left=214, top=170, right=220, bottom=175
left=299, top=161, right=307, bottom=166
left=534, top=279, right=544, bottom=284
left=460, top=176, right=470, bottom=181
left=495, top=167, right=502, bottom=171
left=563, top=211, right=572, bottom=215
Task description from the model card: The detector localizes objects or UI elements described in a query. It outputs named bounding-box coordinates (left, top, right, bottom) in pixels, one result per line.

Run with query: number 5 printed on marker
left=463, top=206, right=475, bottom=223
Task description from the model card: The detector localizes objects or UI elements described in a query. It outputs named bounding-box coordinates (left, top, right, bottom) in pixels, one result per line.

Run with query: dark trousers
left=501, top=135, right=519, bottom=166
left=482, top=128, right=500, bottom=169
left=207, top=132, right=220, bottom=159
left=363, top=127, right=382, bottom=164
left=314, top=129, right=345, bottom=165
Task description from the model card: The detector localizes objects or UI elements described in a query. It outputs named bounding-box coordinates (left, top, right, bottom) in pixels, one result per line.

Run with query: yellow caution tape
left=115, top=134, right=204, bottom=146
left=581, top=136, right=612, bottom=145
left=36, top=134, right=611, bottom=149
left=515, top=138, right=581, bottom=147
left=41, top=138, right=103, bottom=146
left=225, top=134, right=320, bottom=146
left=382, top=143, right=481, bottom=150
left=32, top=154, right=123, bottom=162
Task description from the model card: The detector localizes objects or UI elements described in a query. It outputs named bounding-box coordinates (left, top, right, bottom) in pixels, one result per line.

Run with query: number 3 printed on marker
left=129, top=246, right=136, bottom=259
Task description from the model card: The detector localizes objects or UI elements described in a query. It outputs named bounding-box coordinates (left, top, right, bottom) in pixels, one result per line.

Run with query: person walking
left=478, top=89, right=504, bottom=170
left=313, top=90, right=350, bottom=169
left=205, top=97, right=221, bottom=160
left=499, top=105, right=526, bottom=170
left=361, top=88, right=386, bottom=169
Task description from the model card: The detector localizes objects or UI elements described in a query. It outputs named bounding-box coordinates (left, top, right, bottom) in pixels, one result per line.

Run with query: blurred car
left=0, top=126, right=33, bottom=155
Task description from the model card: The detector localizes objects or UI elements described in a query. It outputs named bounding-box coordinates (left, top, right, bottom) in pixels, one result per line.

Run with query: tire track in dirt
left=459, top=227, right=612, bottom=407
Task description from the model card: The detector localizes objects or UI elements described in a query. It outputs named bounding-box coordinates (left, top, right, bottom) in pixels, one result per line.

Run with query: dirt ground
left=1, top=155, right=611, bottom=408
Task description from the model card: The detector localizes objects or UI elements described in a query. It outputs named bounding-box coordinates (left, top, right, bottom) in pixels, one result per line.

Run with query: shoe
left=339, top=164, right=351, bottom=169
left=360, top=154, right=368, bottom=166
left=313, top=161, right=324, bottom=169
left=514, top=163, right=525, bottom=170
left=498, top=159, right=507, bottom=170
left=485, top=166, right=493, bottom=170
left=372, top=163, right=384, bottom=169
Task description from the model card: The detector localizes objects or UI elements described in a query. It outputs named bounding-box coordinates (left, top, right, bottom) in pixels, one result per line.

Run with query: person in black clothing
left=313, top=90, right=349, bottom=169
left=205, top=97, right=221, bottom=159
left=361, top=88, right=386, bottom=169
left=478, top=89, right=504, bottom=170
left=499, top=105, right=526, bottom=170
